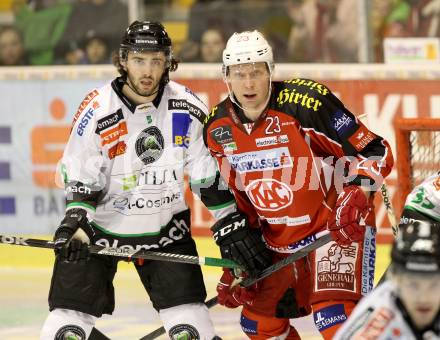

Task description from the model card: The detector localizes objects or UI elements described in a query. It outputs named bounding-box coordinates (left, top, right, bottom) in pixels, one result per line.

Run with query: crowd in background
left=1, top=0, right=440, bottom=66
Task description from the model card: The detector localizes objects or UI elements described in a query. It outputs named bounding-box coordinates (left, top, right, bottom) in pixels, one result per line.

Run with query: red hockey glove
left=216, top=268, right=258, bottom=309
left=328, top=185, right=371, bottom=246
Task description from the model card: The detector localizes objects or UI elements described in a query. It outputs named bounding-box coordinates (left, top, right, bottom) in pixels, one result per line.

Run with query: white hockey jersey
left=61, top=78, right=235, bottom=249
left=404, top=173, right=440, bottom=222
left=334, top=281, right=440, bottom=340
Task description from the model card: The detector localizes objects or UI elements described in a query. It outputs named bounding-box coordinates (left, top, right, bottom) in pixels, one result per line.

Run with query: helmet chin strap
left=223, top=67, right=273, bottom=119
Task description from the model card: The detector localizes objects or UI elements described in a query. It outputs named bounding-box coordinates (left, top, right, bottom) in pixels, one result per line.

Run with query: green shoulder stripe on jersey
left=66, top=202, right=96, bottom=211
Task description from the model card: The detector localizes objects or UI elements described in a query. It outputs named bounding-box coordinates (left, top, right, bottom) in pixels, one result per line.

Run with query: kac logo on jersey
left=245, top=179, right=293, bottom=211
left=135, top=126, right=164, bottom=165
left=172, top=112, right=191, bottom=148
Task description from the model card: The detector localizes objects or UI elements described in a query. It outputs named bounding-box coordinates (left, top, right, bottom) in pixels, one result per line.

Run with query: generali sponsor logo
left=316, top=243, right=357, bottom=291
left=72, top=90, right=99, bottom=127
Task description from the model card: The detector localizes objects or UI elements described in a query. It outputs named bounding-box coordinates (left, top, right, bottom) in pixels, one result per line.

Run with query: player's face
left=398, top=272, right=440, bottom=329
left=125, top=51, right=167, bottom=96
left=226, top=62, right=271, bottom=117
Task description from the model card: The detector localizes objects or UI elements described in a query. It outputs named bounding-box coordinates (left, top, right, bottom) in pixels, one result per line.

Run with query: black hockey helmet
left=391, top=217, right=440, bottom=273
left=119, top=21, right=172, bottom=60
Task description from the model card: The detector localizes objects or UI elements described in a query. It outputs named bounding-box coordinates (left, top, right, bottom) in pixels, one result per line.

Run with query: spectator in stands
left=372, top=0, right=412, bottom=61
left=82, top=33, right=110, bottom=64
left=55, top=41, right=84, bottom=65
left=286, top=0, right=359, bottom=62
left=12, top=0, right=72, bottom=65
left=56, top=0, right=128, bottom=64
left=199, top=28, right=225, bottom=62
left=0, top=25, right=28, bottom=66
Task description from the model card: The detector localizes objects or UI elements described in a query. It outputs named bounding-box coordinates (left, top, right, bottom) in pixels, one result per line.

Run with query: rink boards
left=0, top=236, right=391, bottom=339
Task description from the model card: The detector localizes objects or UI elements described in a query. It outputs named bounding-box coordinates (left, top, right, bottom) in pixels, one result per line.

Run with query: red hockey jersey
left=203, top=78, right=394, bottom=250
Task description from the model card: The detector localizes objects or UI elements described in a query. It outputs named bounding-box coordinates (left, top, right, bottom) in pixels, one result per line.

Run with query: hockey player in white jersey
left=40, top=20, right=237, bottom=340
left=335, top=173, right=440, bottom=339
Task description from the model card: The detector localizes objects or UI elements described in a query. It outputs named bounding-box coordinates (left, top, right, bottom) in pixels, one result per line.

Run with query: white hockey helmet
left=222, top=30, right=274, bottom=71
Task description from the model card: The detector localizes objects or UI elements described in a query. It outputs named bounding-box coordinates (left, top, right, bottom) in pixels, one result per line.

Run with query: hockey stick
left=0, top=235, right=241, bottom=269
left=140, top=232, right=333, bottom=340
left=357, top=113, right=399, bottom=285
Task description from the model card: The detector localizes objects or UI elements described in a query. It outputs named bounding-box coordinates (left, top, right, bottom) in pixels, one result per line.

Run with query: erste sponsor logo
left=77, top=108, right=94, bottom=136
left=72, top=90, right=99, bottom=127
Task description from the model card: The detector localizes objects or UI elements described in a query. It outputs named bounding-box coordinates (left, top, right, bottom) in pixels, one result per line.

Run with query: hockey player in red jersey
left=203, top=31, right=394, bottom=339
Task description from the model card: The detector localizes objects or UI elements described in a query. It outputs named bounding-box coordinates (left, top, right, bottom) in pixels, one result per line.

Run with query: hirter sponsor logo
left=316, top=243, right=358, bottom=292
left=72, top=90, right=99, bottom=127
left=101, top=121, right=128, bottom=146
left=246, top=179, right=293, bottom=211
left=108, top=141, right=127, bottom=159
left=348, top=125, right=376, bottom=151
left=96, top=109, right=124, bottom=134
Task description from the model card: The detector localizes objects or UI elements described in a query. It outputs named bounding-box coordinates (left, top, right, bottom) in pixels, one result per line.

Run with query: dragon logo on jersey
left=135, top=126, right=164, bottom=165
left=245, top=179, right=293, bottom=211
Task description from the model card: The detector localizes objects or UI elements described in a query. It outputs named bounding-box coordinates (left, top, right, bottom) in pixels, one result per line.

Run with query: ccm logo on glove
left=212, top=217, right=246, bottom=241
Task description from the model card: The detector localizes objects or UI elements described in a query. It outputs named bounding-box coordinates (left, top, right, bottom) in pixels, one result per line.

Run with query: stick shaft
left=0, top=235, right=240, bottom=269
left=140, top=232, right=332, bottom=340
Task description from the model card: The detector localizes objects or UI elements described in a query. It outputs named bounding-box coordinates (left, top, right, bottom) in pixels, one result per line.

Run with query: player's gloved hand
left=328, top=185, right=372, bottom=246
left=54, top=208, right=95, bottom=262
left=211, top=211, right=271, bottom=277
left=216, top=268, right=258, bottom=308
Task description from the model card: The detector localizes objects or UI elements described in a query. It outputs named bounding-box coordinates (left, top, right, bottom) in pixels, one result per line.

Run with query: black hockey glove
left=54, top=208, right=95, bottom=263
left=211, top=211, right=271, bottom=277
